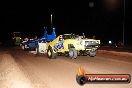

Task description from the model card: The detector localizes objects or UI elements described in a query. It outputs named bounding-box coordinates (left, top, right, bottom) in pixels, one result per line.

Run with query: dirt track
left=0, top=47, right=132, bottom=88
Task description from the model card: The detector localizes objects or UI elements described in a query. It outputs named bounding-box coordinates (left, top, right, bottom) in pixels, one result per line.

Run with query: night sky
left=0, top=0, right=131, bottom=45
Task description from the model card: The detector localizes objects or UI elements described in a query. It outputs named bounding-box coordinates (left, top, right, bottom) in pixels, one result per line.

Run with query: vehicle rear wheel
left=47, top=46, right=57, bottom=59
left=22, top=45, right=27, bottom=51
left=35, top=45, right=39, bottom=55
left=21, top=45, right=25, bottom=50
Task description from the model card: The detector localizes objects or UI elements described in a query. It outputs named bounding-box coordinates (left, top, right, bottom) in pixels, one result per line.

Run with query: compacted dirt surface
left=0, top=47, right=132, bottom=88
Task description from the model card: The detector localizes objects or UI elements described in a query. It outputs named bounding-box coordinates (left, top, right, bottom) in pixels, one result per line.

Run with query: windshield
left=63, top=34, right=79, bottom=39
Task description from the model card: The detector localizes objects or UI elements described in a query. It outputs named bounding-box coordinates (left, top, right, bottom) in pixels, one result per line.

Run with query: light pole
left=123, top=0, right=125, bottom=46
left=51, top=14, right=52, bottom=29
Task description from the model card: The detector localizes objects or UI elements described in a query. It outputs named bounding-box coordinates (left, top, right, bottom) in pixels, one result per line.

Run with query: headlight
left=97, top=41, right=100, bottom=44
left=80, top=41, right=83, bottom=45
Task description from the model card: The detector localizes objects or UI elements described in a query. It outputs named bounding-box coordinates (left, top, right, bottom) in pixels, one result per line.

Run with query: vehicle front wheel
left=89, top=51, right=96, bottom=57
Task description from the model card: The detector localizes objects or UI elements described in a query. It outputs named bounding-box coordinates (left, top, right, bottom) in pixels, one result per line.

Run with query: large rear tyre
left=21, top=45, right=25, bottom=50
left=35, top=45, right=39, bottom=55
left=47, top=46, right=57, bottom=59
left=22, top=45, right=27, bottom=51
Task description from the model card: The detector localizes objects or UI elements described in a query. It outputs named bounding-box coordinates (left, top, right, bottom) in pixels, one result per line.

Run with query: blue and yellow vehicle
left=47, top=34, right=100, bottom=59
